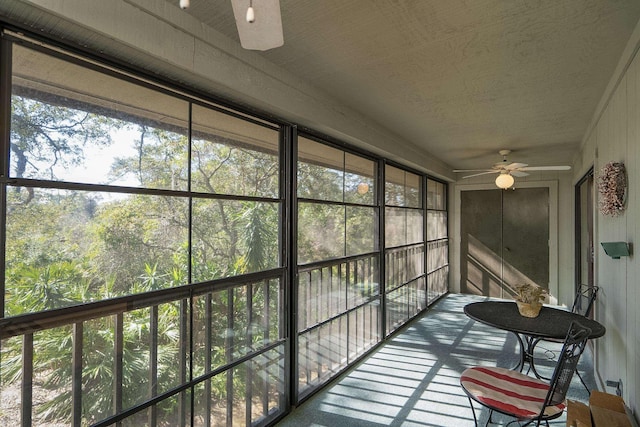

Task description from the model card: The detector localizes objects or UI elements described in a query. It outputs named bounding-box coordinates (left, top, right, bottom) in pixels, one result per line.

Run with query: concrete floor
left=276, top=293, right=596, bottom=426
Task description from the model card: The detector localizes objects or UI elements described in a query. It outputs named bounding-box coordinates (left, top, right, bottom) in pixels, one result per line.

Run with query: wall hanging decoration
left=597, top=161, right=627, bottom=217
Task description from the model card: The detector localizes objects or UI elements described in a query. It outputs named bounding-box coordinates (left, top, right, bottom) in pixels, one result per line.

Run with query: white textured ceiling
left=183, top=0, right=640, bottom=171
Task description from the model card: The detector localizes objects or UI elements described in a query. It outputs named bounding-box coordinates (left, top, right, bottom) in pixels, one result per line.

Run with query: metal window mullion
left=303, top=271, right=310, bottom=388
left=353, top=259, right=358, bottom=303
left=322, top=267, right=328, bottom=326
left=354, top=294, right=360, bottom=354
left=345, top=261, right=351, bottom=360
left=180, top=298, right=188, bottom=427
left=72, top=322, right=83, bottom=427
left=226, top=288, right=233, bottom=427
left=410, top=247, right=415, bottom=311
left=368, top=257, right=374, bottom=341
left=262, top=280, right=270, bottom=416
left=114, top=313, right=123, bottom=427
left=339, top=264, right=344, bottom=363
left=286, top=125, right=297, bottom=405
left=424, top=177, right=429, bottom=306
left=403, top=234, right=408, bottom=285
left=316, top=269, right=321, bottom=375
left=186, top=102, right=194, bottom=427
left=204, top=294, right=212, bottom=427
left=328, top=265, right=334, bottom=321
left=246, top=283, right=254, bottom=426
left=21, top=333, right=33, bottom=427
left=358, top=289, right=363, bottom=351
left=0, top=37, right=12, bottom=318
left=319, top=268, right=324, bottom=326
left=313, top=269, right=318, bottom=329
left=302, top=271, right=309, bottom=331
left=354, top=260, right=361, bottom=352
left=148, top=306, right=158, bottom=427
left=316, top=326, right=322, bottom=378
left=339, top=261, right=345, bottom=313
left=377, top=160, right=386, bottom=338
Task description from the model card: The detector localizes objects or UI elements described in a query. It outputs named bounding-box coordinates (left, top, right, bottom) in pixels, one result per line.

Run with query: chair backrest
left=571, top=285, right=600, bottom=318
left=544, top=321, right=591, bottom=407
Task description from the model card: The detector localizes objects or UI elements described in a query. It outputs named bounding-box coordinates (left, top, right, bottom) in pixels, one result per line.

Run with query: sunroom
left=0, top=1, right=639, bottom=426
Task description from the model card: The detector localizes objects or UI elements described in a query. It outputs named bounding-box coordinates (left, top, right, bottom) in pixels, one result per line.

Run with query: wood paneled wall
left=577, top=21, right=640, bottom=419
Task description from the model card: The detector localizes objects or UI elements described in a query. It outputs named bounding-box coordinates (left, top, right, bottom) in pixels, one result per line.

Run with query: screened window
left=0, top=28, right=450, bottom=427
left=297, top=137, right=377, bottom=265
left=1, top=37, right=285, bottom=427
left=384, top=165, right=426, bottom=334
left=296, top=136, right=380, bottom=398
left=427, top=178, right=449, bottom=303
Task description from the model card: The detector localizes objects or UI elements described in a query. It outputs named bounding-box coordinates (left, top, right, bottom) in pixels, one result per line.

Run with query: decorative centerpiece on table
left=513, top=283, right=547, bottom=318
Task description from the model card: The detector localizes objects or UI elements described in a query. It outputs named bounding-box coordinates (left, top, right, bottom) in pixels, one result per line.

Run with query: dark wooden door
left=460, top=188, right=549, bottom=298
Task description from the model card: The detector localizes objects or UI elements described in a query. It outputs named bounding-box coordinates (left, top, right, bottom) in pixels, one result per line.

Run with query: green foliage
left=2, top=93, right=287, bottom=425
left=5, top=261, right=90, bottom=315
left=10, top=95, right=114, bottom=180
left=238, top=203, right=277, bottom=273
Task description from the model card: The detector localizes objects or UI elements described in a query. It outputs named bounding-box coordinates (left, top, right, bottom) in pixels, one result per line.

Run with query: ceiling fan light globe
left=495, top=173, right=514, bottom=189
left=246, top=6, right=255, bottom=23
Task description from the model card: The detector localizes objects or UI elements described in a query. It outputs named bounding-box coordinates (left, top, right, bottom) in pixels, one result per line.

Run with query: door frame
left=452, top=180, right=559, bottom=301
left=574, top=168, right=595, bottom=309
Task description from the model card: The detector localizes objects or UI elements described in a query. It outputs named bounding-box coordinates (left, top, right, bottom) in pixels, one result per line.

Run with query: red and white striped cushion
left=460, top=366, right=565, bottom=419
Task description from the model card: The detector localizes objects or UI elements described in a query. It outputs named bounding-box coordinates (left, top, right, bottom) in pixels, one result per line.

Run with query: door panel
left=460, top=188, right=549, bottom=298
left=576, top=170, right=595, bottom=317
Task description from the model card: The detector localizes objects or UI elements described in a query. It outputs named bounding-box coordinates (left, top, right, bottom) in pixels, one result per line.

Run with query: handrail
left=0, top=267, right=285, bottom=339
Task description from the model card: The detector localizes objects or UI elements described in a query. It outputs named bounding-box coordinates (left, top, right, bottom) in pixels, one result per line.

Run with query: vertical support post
left=149, top=306, right=158, bottom=427
left=284, top=125, right=297, bottom=406
left=262, top=280, right=269, bottom=415
left=22, top=333, right=33, bottom=427
left=179, top=298, right=188, bottom=427
left=72, top=323, right=83, bottom=427
left=245, top=283, right=254, bottom=427
left=0, top=34, right=13, bottom=318
left=226, top=288, right=233, bottom=427
left=114, top=313, right=123, bottom=427
left=204, top=294, right=212, bottom=427
left=378, top=160, right=386, bottom=338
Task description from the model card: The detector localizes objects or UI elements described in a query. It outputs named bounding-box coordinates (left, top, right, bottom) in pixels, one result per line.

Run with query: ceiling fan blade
left=505, top=162, right=528, bottom=170
left=461, top=171, right=500, bottom=179
left=519, top=166, right=571, bottom=171
left=453, top=169, right=495, bottom=173
left=510, top=171, right=530, bottom=177
left=231, top=0, right=284, bottom=51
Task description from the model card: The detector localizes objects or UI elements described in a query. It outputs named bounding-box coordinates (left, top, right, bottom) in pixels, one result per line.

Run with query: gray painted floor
left=277, top=293, right=596, bottom=426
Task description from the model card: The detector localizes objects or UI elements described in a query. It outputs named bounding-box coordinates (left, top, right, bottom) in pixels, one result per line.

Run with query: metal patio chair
left=460, top=321, right=591, bottom=427
left=532, top=285, right=599, bottom=391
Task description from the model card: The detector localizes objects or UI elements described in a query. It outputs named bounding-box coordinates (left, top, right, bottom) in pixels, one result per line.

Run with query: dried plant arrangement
left=514, top=283, right=547, bottom=304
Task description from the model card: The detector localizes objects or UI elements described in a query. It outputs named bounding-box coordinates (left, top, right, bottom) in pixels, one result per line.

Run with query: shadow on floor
left=276, top=293, right=595, bottom=427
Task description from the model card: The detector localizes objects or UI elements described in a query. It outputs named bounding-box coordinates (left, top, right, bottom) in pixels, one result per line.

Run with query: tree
left=10, top=95, right=114, bottom=182
left=2, top=92, right=282, bottom=425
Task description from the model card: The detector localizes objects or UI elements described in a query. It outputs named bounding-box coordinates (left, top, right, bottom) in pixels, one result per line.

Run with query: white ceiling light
left=495, top=173, right=514, bottom=189
left=246, top=0, right=255, bottom=23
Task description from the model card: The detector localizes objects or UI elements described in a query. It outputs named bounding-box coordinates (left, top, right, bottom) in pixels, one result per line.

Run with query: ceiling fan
left=180, top=0, right=284, bottom=51
left=453, top=150, right=571, bottom=189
